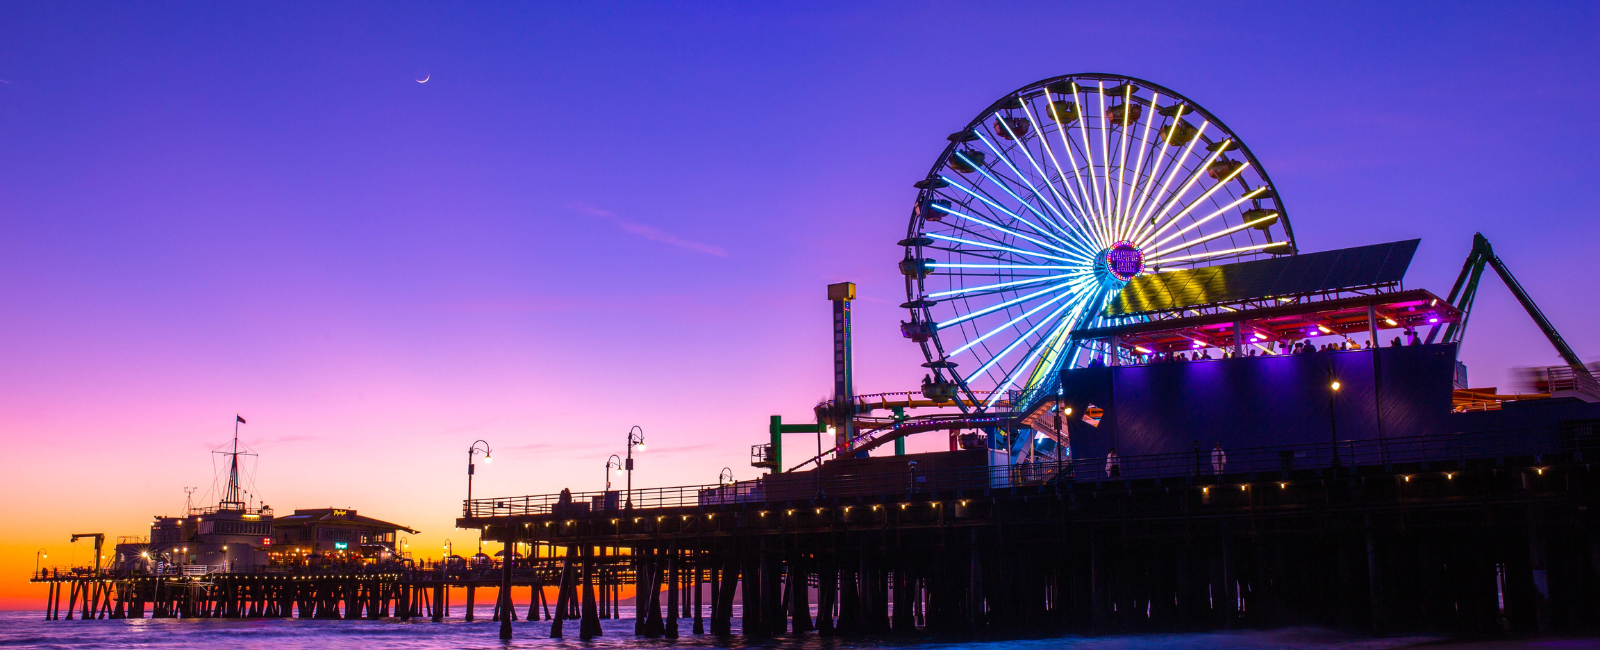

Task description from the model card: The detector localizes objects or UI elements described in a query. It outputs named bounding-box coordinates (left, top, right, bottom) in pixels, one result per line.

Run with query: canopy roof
left=1108, top=239, right=1420, bottom=317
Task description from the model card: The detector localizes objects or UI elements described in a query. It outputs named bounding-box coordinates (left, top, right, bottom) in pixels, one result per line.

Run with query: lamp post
left=35, top=549, right=46, bottom=576
left=626, top=426, right=645, bottom=510
left=1328, top=378, right=1342, bottom=468
left=605, top=455, right=623, bottom=492
left=466, top=440, right=492, bottom=517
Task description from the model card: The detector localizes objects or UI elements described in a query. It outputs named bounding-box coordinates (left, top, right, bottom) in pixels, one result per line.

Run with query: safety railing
left=465, top=423, right=1595, bottom=518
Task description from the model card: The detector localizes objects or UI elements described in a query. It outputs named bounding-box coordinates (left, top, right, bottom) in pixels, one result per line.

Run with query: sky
left=1, top=2, right=1597, bottom=609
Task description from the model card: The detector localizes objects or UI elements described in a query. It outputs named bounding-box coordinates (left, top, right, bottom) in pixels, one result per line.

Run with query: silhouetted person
left=1211, top=443, right=1227, bottom=474
left=1105, top=447, right=1121, bottom=478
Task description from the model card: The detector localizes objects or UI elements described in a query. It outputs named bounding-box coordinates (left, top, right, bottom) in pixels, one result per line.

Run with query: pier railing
left=465, top=422, right=1596, bottom=518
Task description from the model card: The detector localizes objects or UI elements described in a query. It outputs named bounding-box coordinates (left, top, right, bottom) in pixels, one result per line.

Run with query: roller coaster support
left=1428, top=233, right=1591, bottom=382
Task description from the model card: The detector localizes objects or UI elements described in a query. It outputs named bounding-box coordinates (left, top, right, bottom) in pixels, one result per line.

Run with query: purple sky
left=1, top=2, right=1596, bottom=605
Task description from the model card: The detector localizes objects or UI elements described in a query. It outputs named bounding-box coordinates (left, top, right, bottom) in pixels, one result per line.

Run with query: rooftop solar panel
left=1106, top=239, right=1420, bottom=316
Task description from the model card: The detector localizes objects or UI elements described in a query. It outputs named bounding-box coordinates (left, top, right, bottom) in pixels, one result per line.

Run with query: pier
left=456, top=422, right=1600, bottom=638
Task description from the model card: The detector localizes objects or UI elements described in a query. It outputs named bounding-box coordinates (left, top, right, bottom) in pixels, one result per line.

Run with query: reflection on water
left=0, top=609, right=1567, bottom=650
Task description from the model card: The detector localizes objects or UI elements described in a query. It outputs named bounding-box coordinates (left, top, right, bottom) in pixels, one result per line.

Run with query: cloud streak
left=567, top=201, right=729, bottom=257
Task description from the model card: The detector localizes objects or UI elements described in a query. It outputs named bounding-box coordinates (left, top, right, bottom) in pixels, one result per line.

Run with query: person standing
left=1105, top=447, right=1121, bottom=478
left=1211, top=443, right=1227, bottom=475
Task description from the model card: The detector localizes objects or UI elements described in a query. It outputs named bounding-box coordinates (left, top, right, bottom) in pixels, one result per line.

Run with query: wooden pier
left=457, top=423, right=1600, bottom=639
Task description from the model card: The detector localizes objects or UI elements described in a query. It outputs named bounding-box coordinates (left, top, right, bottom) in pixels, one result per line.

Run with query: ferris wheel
left=901, top=73, right=1298, bottom=413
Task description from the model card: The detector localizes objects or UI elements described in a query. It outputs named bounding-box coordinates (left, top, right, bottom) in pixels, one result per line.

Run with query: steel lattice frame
left=903, top=73, right=1298, bottom=413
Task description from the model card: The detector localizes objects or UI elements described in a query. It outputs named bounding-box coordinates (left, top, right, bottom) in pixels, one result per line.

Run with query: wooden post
left=464, top=585, right=475, bottom=622
left=666, top=548, right=680, bottom=638
left=432, top=585, right=444, bottom=622
left=817, top=560, right=836, bottom=636
left=580, top=545, right=602, bottom=639
left=741, top=553, right=764, bottom=637
left=693, top=558, right=705, bottom=634
left=549, top=547, right=575, bottom=638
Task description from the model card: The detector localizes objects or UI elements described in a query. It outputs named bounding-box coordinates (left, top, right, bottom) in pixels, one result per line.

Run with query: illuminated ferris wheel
left=900, top=73, right=1298, bottom=412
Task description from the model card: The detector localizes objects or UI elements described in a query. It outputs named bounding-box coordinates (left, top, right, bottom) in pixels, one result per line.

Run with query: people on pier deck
left=1211, top=443, right=1227, bottom=475
left=1105, top=447, right=1121, bottom=478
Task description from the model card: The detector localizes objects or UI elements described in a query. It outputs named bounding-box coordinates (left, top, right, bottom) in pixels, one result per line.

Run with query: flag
left=236, top=415, right=247, bottom=424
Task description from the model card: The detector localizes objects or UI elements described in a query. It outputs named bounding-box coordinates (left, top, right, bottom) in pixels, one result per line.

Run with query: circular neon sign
left=1104, top=241, right=1144, bottom=281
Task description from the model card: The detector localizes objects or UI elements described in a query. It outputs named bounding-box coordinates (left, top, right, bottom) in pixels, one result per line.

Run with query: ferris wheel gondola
left=902, top=74, right=1298, bottom=413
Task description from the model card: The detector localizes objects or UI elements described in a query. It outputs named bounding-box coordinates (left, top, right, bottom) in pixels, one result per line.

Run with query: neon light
left=982, top=118, right=1077, bottom=236
left=937, top=177, right=1085, bottom=256
left=1151, top=241, right=1288, bottom=264
left=1020, top=97, right=1098, bottom=243
left=1137, top=143, right=1227, bottom=241
left=1144, top=187, right=1268, bottom=250
left=949, top=284, right=1088, bottom=356
left=927, top=274, right=1075, bottom=299
left=1133, top=121, right=1210, bottom=228
left=1053, top=83, right=1109, bottom=246
left=983, top=299, right=1090, bottom=407
left=925, top=233, right=1088, bottom=264
left=968, top=297, right=1083, bottom=385
left=1121, top=92, right=1161, bottom=243
left=927, top=198, right=1081, bottom=259
left=1147, top=212, right=1280, bottom=259
left=1096, top=81, right=1112, bottom=240
left=935, top=277, right=1083, bottom=328
left=1138, top=157, right=1253, bottom=247
left=967, top=135, right=1098, bottom=256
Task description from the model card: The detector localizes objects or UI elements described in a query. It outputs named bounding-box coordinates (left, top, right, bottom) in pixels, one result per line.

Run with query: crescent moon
left=416, top=74, right=430, bottom=84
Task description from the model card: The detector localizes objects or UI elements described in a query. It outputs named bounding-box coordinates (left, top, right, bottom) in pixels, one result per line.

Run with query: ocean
left=8, top=608, right=1583, bottom=650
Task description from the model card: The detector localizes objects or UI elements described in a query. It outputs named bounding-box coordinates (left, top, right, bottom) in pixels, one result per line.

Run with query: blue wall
left=1060, top=344, right=1458, bottom=463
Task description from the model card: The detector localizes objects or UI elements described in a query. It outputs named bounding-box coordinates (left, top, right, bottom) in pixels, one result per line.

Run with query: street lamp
left=467, top=440, right=492, bottom=517
left=1328, top=378, right=1342, bottom=467
left=35, top=549, right=46, bottom=576
left=625, top=426, right=645, bottom=510
left=605, top=454, right=623, bottom=492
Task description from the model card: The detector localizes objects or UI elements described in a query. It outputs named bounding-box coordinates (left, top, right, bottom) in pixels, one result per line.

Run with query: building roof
left=272, top=508, right=418, bottom=534
left=1107, top=239, right=1420, bottom=317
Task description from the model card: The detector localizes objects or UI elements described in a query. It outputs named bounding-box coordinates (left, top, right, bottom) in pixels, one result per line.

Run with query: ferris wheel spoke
left=978, top=296, right=1095, bottom=408
left=1070, top=85, right=1112, bottom=240
left=1146, top=210, right=1282, bottom=259
left=1049, top=89, right=1110, bottom=247
left=926, top=273, right=1079, bottom=299
left=933, top=275, right=1087, bottom=329
left=1131, top=121, right=1210, bottom=229
left=1127, top=100, right=1180, bottom=235
left=1145, top=187, right=1271, bottom=251
left=927, top=233, right=1091, bottom=265
left=1132, top=142, right=1226, bottom=242
left=1097, top=82, right=1116, bottom=242
left=944, top=154, right=1092, bottom=256
left=947, top=282, right=1090, bottom=357
left=1137, top=156, right=1251, bottom=248
left=1111, top=85, right=1136, bottom=242
left=1018, top=98, right=1098, bottom=242
left=980, top=121, right=1082, bottom=241
left=965, top=295, right=1083, bottom=384
left=1119, top=92, right=1162, bottom=242
left=935, top=180, right=1090, bottom=257
left=1150, top=241, right=1290, bottom=265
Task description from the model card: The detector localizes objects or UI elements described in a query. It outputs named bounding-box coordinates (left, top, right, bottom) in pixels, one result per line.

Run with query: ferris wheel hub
left=1102, top=241, right=1145, bottom=283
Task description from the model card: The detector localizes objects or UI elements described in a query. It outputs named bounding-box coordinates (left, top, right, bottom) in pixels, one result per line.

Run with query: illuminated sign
left=1106, top=241, right=1144, bottom=281
left=333, top=542, right=348, bottom=550
left=332, top=509, right=348, bottom=517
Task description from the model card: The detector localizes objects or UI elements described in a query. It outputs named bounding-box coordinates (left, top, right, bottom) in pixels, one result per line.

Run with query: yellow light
left=636, top=443, right=645, bottom=452
left=1065, top=407, right=1073, bottom=416
left=960, top=501, right=967, bottom=506
left=1202, top=487, right=1209, bottom=494
left=1537, top=468, right=1544, bottom=475
left=1446, top=473, right=1454, bottom=480
left=1384, top=318, right=1398, bottom=326
left=1317, top=325, right=1332, bottom=334
left=1279, top=482, right=1286, bottom=489
left=1331, top=381, right=1341, bottom=391
left=1241, top=485, right=1247, bottom=491
left=873, top=505, right=880, bottom=511
left=900, top=504, right=907, bottom=509
left=786, top=510, right=793, bottom=515
left=815, top=508, right=822, bottom=513
left=1134, top=346, right=1151, bottom=354
left=1404, top=476, right=1410, bottom=482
